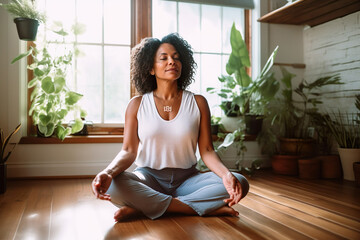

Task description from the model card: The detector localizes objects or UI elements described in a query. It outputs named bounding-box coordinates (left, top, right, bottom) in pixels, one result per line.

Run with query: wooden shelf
left=258, top=0, right=360, bottom=27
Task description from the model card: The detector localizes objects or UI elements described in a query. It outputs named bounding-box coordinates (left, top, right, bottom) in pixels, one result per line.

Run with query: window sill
left=19, top=135, right=124, bottom=144
left=19, top=134, right=257, bottom=144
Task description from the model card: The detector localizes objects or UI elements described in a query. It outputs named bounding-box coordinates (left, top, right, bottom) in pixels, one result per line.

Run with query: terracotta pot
left=317, top=155, right=342, bottom=179
left=353, top=162, right=360, bottom=187
left=298, top=158, right=321, bottom=179
left=271, top=155, right=299, bottom=175
left=338, top=148, right=360, bottom=181
left=279, top=138, right=316, bottom=156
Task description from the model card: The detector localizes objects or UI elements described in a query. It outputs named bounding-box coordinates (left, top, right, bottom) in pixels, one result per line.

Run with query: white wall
left=304, top=11, right=360, bottom=114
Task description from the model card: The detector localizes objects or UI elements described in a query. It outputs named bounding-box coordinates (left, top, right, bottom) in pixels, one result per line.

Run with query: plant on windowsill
left=321, top=95, right=360, bottom=182
left=0, top=0, right=46, bottom=41
left=262, top=67, right=343, bottom=175
left=0, top=124, right=21, bottom=194
left=12, top=22, right=86, bottom=140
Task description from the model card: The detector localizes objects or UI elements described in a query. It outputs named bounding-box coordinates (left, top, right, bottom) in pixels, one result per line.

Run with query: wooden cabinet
left=258, top=0, right=360, bottom=27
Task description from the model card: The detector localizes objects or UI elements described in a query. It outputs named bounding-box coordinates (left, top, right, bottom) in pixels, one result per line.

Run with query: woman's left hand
left=222, top=172, right=242, bottom=207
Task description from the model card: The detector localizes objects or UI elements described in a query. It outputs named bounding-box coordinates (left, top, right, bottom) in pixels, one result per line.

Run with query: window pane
left=104, top=46, right=131, bottom=123
left=76, top=45, right=102, bottom=123
left=179, top=3, right=201, bottom=52
left=152, top=0, right=177, bottom=39
left=104, top=0, right=131, bottom=44
left=223, top=7, right=244, bottom=53
left=201, top=5, right=222, bottom=53
left=44, top=0, right=76, bottom=42
left=201, top=54, right=222, bottom=116
left=188, top=53, right=201, bottom=93
left=77, top=0, right=102, bottom=43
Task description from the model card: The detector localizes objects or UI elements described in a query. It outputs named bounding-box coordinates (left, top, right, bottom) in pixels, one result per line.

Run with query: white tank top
left=135, top=90, right=200, bottom=169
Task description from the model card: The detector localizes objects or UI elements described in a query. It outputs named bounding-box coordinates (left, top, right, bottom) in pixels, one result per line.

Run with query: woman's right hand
left=92, top=171, right=113, bottom=201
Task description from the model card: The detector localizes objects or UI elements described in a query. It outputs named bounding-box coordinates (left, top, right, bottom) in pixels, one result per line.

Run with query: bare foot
left=114, top=206, right=141, bottom=222
left=207, top=206, right=239, bottom=217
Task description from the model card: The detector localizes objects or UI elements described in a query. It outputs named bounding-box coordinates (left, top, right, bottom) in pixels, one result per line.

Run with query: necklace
left=154, top=91, right=181, bottom=113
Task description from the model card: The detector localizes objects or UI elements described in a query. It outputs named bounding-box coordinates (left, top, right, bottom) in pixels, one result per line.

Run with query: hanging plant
left=0, top=0, right=46, bottom=41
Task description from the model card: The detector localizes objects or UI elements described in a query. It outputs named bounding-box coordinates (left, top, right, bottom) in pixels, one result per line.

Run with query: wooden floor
left=1, top=170, right=359, bottom=240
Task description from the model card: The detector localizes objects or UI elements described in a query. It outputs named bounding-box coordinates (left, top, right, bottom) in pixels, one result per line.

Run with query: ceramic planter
left=14, top=17, right=39, bottom=41
left=210, top=124, right=219, bottom=135
left=271, top=155, right=299, bottom=175
left=279, top=138, right=316, bottom=157
left=338, top=148, right=360, bottom=181
left=245, top=114, right=263, bottom=135
left=221, top=116, right=243, bottom=132
left=317, top=155, right=342, bottom=179
left=298, top=158, right=321, bottom=179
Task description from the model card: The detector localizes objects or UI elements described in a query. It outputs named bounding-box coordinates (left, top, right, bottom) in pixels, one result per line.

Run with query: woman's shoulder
left=126, top=95, right=143, bottom=115
left=191, top=93, right=209, bottom=112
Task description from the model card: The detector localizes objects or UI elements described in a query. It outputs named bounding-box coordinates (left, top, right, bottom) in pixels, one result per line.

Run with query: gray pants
left=107, top=165, right=249, bottom=219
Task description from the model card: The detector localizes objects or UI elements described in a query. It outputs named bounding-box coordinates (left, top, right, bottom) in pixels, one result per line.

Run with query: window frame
left=23, top=0, right=251, bottom=143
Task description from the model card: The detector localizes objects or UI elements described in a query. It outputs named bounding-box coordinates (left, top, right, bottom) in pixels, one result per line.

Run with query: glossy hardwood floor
left=1, top=170, right=359, bottom=240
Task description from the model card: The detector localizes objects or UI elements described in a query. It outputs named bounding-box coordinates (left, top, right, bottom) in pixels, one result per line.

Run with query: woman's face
left=150, top=43, right=182, bottom=82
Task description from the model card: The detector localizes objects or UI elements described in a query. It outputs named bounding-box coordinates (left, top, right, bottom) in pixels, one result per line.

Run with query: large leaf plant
left=12, top=22, right=86, bottom=140
left=207, top=22, right=279, bottom=116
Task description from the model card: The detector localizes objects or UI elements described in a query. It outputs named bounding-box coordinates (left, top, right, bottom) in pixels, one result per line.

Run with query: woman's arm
left=194, top=95, right=242, bottom=206
left=92, top=96, right=142, bottom=200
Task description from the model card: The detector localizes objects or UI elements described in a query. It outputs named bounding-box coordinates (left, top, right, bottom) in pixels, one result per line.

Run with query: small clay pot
left=298, top=158, right=321, bottom=179
left=272, top=155, right=299, bottom=176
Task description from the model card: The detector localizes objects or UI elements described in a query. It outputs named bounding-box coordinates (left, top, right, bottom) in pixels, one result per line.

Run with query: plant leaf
left=218, top=132, right=235, bottom=149
left=71, top=118, right=84, bottom=134
left=54, top=77, right=66, bottom=93
left=41, top=76, right=55, bottom=94
left=65, top=91, right=83, bottom=105
left=11, top=49, right=32, bottom=64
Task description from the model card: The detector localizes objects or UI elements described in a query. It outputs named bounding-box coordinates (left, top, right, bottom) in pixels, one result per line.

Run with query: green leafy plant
left=207, top=22, right=279, bottom=116
left=206, top=22, right=278, bottom=175
left=259, top=67, right=343, bottom=155
left=12, top=23, right=86, bottom=140
left=1, top=124, right=21, bottom=164
left=322, top=95, right=360, bottom=149
left=0, top=0, right=46, bottom=22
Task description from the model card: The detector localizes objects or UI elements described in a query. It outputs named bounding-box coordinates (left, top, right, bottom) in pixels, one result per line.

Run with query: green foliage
left=207, top=22, right=279, bottom=116
left=322, top=96, right=360, bottom=149
left=260, top=67, right=344, bottom=154
left=12, top=23, right=86, bottom=141
left=0, top=0, right=46, bottom=22
left=0, top=124, right=21, bottom=164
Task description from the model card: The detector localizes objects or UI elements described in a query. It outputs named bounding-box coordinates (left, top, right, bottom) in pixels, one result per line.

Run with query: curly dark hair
left=131, top=33, right=197, bottom=94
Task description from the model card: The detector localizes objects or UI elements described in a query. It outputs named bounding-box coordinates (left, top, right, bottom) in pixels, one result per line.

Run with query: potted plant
left=310, top=112, right=342, bottom=179
left=322, top=95, right=360, bottom=182
left=207, top=22, right=279, bottom=134
left=0, top=124, right=21, bottom=194
left=12, top=23, right=86, bottom=140
left=0, top=0, right=46, bottom=41
left=264, top=67, right=343, bottom=175
left=210, top=115, right=222, bottom=135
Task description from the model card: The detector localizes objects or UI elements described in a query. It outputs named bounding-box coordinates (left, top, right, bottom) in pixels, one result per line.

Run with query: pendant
left=164, top=106, right=172, bottom=112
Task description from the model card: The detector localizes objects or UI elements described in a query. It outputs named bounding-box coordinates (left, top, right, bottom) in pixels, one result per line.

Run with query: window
left=152, top=0, right=247, bottom=116
left=36, top=0, right=131, bottom=125
left=26, top=0, right=250, bottom=140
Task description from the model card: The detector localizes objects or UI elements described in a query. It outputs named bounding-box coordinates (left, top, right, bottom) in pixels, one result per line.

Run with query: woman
left=92, top=33, right=249, bottom=222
